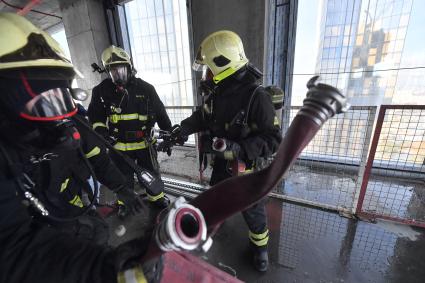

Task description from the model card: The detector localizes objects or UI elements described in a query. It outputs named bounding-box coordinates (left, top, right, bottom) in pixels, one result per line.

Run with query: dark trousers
left=110, top=147, right=163, bottom=197
left=210, top=158, right=268, bottom=241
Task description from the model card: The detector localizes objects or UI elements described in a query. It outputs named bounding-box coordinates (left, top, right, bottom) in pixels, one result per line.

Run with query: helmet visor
left=108, top=65, right=129, bottom=85
left=20, top=87, right=77, bottom=121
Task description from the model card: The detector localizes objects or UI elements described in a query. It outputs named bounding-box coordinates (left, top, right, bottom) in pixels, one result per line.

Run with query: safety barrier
left=355, top=105, right=425, bottom=228
left=162, top=105, right=425, bottom=228
left=280, top=106, right=377, bottom=214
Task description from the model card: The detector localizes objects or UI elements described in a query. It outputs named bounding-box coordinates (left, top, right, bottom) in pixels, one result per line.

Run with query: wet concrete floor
left=104, top=193, right=425, bottom=283
left=202, top=199, right=425, bottom=283
left=159, top=147, right=425, bottom=224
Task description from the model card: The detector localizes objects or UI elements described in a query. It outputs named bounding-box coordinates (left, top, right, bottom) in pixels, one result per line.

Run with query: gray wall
left=59, top=0, right=111, bottom=100
left=190, top=0, right=266, bottom=71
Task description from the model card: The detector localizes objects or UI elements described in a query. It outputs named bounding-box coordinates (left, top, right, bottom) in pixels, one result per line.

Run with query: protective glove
left=212, top=138, right=244, bottom=160
left=115, top=186, right=145, bottom=215
left=170, top=124, right=188, bottom=145
left=156, top=140, right=173, bottom=156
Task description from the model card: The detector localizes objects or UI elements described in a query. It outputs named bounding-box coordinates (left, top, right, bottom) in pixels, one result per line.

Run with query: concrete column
left=188, top=0, right=266, bottom=155
left=190, top=0, right=266, bottom=72
left=59, top=0, right=111, bottom=100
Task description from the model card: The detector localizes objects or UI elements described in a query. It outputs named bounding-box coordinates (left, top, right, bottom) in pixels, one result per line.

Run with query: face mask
left=0, top=72, right=81, bottom=152
left=199, top=67, right=215, bottom=96
left=108, top=65, right=129, bottom=86
left=21, top=87, right=77, bottom=121
left=0, top=73, right=77, bottom=122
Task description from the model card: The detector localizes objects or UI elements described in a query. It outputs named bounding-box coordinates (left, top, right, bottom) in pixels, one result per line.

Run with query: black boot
left=253, top=246, right=269, bottom=272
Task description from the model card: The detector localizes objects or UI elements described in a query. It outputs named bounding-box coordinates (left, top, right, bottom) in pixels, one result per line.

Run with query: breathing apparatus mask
left=199, top=66, right=215, bottom=96
left=0, top=70, right=82, bottom=151
left=108, top=64, right=131, bottom=87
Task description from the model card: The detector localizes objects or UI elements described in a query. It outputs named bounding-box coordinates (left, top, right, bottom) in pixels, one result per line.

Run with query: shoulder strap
left=243, top=85, right=263, bottom=124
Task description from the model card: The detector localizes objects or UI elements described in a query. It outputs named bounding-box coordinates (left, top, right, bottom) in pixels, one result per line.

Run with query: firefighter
left=175, top=30, right=282, bottom=272
left=0, top=12, right=157, bottom=282
left=88, top=45, right=171, bottom=211
left=28, top=110, right=146, bottom=244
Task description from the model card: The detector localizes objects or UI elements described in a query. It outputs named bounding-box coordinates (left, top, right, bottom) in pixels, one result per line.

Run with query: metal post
left=351, top=106, right=377, bottom=214
left=355, top=106, right=386, bottom=215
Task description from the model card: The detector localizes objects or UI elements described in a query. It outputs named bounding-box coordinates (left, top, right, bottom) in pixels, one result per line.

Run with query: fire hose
left=140, top=76, right=349, bottom=262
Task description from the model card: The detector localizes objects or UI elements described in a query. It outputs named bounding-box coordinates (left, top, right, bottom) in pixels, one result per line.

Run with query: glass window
left=335, top=47, right=341, bottom=58
left=292, top=0, right=422, bottom=107
left=145, top=0, right=155, bottom=17
left=403, top=0, right=412, bottom=13
left=367, top=55, right=376, bottom=66
left=344, top=25, right=351, bottom=36
left=331, top=26, right=339, bottom=36
left=155, top=0, right=164, bottom=16
left=324, top=37, right=331, bottom=47
left=356, top=35, right=363, bottom=45
left=322, top=48, right=329, bottom=58
left=150, top=36, right=159, bottom=53
left=158, top=34, right=167, bottom=51
left=140, top=19, right=149, bottom=34
left=395, top=40, right=404, bottom=52
left=156, top=17, right=166, bottom=34
left=397, top=27, right=407, bottom=39
left=125, top=0, right=193, bottom=106
left=148, top=18, right=157, bottom=35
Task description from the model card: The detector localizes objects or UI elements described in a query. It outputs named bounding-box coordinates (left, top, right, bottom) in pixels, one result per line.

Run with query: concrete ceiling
left=0, top=0, right=62, bottom=30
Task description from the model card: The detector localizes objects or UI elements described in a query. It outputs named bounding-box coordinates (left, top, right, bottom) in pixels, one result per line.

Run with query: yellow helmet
left=101, top=45, right=132, bottom=69
left=193, top=30, right=249, bottom=84
left=0, top=12, right=78, bottom=79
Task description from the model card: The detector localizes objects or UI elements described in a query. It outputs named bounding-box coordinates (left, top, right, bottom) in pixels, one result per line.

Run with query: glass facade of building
left=290, top=0, right=424, bottom=166
left=125, top=0, right=193, bottom=107
left=292, top=0, right=424, bottom=106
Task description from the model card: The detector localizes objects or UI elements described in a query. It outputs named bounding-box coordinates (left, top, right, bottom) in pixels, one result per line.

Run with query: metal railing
left=161, top=105, right=425, bottom=227
left=356, top=105, right=425, bottom=228
left=279, top=106, right=376, bottom=214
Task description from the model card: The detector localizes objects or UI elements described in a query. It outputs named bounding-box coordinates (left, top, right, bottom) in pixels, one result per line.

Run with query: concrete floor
left=203, top=200, right=425, bottom=283
left=103, top=196, right=425, bottom=283
left=96, top=147, right=425, bottom=282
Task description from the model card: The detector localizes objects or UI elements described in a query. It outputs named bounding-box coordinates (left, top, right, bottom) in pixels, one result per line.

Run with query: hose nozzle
left=301, top=76, right=350, bottom=126
left=155, top=197, right=212, bottom=253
